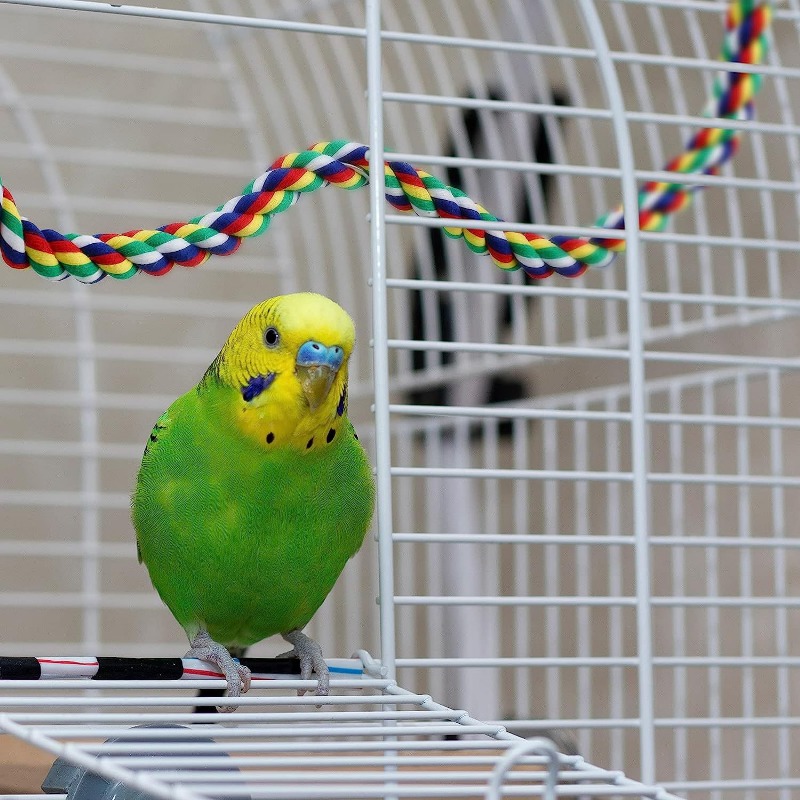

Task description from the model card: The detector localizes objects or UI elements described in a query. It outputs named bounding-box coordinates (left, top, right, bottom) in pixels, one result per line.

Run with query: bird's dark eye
left=264, top=327, right=280, bottom=347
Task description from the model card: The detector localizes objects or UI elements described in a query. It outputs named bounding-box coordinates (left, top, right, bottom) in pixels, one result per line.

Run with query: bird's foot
left=279, top=629, right=329, bottom=697
left=185, top=630, right=251, bottom=713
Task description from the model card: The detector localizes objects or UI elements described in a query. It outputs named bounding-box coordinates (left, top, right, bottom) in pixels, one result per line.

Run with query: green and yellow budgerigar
left=132, top=293, right=375, bottom=709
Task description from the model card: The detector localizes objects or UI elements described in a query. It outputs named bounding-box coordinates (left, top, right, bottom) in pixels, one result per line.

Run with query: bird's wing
left=134, top=409, right=174, bottom=564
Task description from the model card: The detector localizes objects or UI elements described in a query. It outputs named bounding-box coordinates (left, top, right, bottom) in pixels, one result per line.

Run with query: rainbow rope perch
left=0, top=0, right=772, bottom=284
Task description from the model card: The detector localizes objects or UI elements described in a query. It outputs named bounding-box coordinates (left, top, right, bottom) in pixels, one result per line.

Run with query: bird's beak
left=296, top=340, right=344, bottom=412
left=296, top=364, right=336, bottom=411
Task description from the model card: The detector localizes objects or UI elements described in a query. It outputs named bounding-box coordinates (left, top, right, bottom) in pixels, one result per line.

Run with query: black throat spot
left=336, top=384, right=347, bottom=417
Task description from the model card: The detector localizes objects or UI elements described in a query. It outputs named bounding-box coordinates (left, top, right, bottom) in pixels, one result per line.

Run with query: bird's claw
left=280, top=629, right=330, bottom=697
left=233, top=661, right=252, bottom=694
left=185, top=630, right=251, bottom=712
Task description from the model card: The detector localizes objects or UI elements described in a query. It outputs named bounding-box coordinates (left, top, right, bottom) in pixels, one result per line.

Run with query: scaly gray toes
left=281, top=629, right=330, bottom=697
left=237, top=663, right=252, bottom=694
left=185, top=630, right=250, bottom=712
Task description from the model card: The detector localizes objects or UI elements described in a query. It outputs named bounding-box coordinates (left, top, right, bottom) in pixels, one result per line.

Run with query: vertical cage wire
left=575, top=0, right=655, bottom=782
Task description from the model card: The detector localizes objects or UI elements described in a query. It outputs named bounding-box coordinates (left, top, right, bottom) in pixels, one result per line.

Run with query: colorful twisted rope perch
left=593, top=0, right=771, bottom=251
left=0, top=0, right=771, bottom=284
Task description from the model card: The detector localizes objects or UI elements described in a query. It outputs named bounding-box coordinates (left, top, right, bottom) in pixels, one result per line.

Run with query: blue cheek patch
left=337, top=384, right=347, bottom=417
left=242, top=372, right=276, bottom=402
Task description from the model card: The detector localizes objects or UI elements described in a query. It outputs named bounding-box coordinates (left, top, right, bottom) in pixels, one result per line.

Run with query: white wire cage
left=0, top=0, right=798, bottom=798
left=0, top=652, right=683, bottom=800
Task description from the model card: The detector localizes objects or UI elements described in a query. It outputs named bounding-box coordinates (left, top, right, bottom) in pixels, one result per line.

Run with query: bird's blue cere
left=242, top=372, right=276, bottom=402
left=296, top=341, right=344, bottom=371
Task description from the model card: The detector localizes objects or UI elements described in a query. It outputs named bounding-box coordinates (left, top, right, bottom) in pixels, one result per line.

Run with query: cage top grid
left=0, top=653, right=681, bottom=800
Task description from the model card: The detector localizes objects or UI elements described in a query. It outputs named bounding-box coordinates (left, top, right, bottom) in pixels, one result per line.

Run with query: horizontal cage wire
left=0, top=0, right=798, bottom=799
left=0, top=655, right=683, bottom=800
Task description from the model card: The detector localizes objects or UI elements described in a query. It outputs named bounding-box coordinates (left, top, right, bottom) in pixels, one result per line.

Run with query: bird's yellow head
left=206, top=292, right=357, bottom=451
